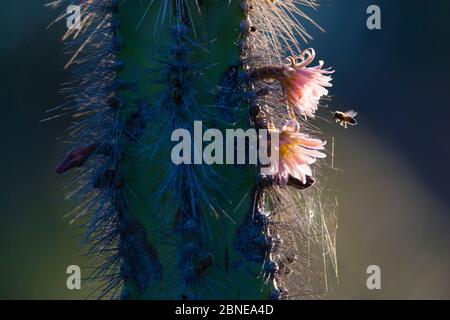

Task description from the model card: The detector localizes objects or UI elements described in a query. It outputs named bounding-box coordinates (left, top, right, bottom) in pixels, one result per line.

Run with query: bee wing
left=345, top=110, right=358, bottom=117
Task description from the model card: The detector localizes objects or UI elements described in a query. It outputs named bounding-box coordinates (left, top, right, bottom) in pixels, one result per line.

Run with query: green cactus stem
left=53, top=0, right=338, bottom=300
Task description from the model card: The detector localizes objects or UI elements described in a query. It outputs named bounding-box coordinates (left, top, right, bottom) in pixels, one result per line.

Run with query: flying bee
left=333, top=110, right=358, bottom=128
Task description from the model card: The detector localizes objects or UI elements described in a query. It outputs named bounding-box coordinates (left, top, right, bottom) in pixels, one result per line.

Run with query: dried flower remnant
left=267, top=119, right=326, bottom=187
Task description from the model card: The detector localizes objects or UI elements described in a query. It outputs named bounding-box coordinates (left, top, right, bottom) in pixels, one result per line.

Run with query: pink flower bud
left=55, top=144, right=98, bottom=175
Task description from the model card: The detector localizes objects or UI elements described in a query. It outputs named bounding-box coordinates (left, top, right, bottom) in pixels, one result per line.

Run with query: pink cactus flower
left=280, top=49, right=334, bottom=118
left=269, top=119, right=326, bottom=187
left=55, top=144, right=98, bottom=176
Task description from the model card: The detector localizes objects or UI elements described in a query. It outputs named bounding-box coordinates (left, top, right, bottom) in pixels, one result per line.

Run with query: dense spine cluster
left=52, top=0, right=338, bottom=299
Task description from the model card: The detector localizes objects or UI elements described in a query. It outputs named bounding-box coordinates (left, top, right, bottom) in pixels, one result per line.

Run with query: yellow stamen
left=279, top=143, right=295, bottom=158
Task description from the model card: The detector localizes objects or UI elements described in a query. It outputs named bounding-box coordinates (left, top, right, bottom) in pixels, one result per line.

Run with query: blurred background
left=1, top=0, right=449, bottom=299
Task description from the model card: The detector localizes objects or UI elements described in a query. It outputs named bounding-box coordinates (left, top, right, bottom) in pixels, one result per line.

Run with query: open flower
left=281, top=49, right=334, bottom=118
left=268, top=119, right=326, bottom=187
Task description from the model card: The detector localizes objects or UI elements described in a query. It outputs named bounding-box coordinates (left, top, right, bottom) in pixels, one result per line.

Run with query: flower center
left=279, top=143, right=295, bottom=158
